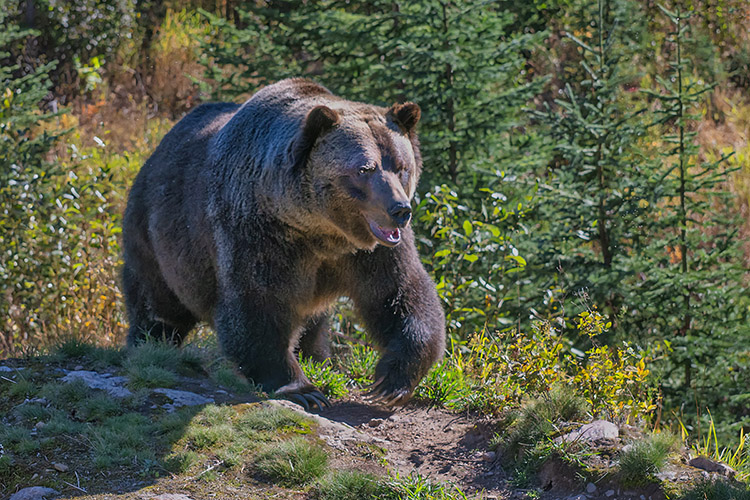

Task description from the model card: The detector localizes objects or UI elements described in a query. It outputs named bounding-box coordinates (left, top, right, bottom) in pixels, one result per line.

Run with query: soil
left=0, top=356, right=739, bottom=500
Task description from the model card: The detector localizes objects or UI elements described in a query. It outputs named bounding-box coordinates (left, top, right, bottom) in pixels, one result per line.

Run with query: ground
left=0, top=344, right=744, bottom=500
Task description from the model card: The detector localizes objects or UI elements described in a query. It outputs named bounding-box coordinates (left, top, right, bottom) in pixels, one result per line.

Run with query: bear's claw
left=363, top=377, right=412, bottom=406
left=284, top=390, right=330, bottom=411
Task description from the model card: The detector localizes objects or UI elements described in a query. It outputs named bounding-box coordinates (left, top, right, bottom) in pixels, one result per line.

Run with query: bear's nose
left=389, top=203, right=412, bottom=228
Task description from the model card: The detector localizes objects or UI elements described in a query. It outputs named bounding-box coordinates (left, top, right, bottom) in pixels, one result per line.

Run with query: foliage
left=678, top=411, right=749, bottom=481
left=618, top=432, right=679, bottom=486
left=416, top=310, right=657, bottom=420
left=417, top=184, right=530, bottom=336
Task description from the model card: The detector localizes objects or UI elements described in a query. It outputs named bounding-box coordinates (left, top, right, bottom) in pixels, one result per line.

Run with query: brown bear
left=121, top=78, right=445, bottom=409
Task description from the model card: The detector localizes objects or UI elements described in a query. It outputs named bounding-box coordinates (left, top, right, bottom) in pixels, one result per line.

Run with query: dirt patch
left=321, top=395, right=509, bottom=498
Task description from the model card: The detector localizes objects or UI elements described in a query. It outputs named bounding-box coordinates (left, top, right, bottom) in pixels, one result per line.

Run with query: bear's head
left=292, top=101, right=422, bottom=250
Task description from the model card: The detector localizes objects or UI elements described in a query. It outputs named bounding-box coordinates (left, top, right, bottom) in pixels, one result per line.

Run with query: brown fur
left=122, top=79, right=445, bottom=407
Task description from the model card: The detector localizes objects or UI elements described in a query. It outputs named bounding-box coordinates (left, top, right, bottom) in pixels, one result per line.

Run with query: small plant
left=679, top=411, right=749, bottom=481
left=498, top=384, right=587, bottom=460
left=678, top=479, right=750, bottom=500
left=618, top=432, right=678, bottom=486
left=299, top=356, right=349, bottom=398
left=337, top=343, right=378, bottom=388
left=256, top=437, right=329, bottom=487
left=128, top=365, right=178, bottom=389
left=312, top=470, right=386, bottom=500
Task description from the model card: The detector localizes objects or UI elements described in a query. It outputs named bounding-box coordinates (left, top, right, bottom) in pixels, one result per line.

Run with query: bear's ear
left=388, top=102, right=421, bottom=134
left=291, top=105, right=339, bottom=171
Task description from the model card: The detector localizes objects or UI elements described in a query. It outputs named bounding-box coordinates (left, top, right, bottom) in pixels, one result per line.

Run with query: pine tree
left=632, top=3, right=749, bottom=439
left=528, top=0, right=649, bottom=326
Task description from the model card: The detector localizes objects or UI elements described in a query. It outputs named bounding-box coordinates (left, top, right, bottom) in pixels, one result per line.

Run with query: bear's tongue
left=380, top=226, right=401, bottom=244
left=369, top=220, right=402, bottom=245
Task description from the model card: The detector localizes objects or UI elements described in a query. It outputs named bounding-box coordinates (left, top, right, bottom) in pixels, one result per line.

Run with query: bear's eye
left=358, top=165, right=376, bottom=175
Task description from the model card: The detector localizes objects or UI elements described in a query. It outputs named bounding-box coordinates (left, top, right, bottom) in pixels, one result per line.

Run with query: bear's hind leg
left=123, top=262, right=197, bottom=347
left=297, top=313, right=331, bottom=362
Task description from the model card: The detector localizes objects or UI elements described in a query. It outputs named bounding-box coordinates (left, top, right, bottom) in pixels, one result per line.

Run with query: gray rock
left=586, top=482, right=597, bottom=494
left=62, top=370, right=132, bottom=398
left=557, top=420, right=619, bottom=444
left=689, top=456, right=735, bottom=478
left=0, top=365, right=17, bottom=372
left=9, top=487, right=60, bottom=500
left=150, top=495, right=194, bottom=500
left=264, top=400, right=386, bottom=451
left=52, top=462, right=69, bottom=472
left=605, top=490, right=615, bottom=497
left=154, top=388, right=214, bottom=412
left=567, top=495, right=588, bottom=500
left=368, top=418, right=385, bottom=428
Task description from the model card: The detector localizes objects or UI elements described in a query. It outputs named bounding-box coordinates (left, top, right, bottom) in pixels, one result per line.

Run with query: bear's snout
left=388, top=203, right=412, bottom=228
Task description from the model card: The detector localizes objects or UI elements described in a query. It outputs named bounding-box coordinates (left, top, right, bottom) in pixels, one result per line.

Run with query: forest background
left=1, top=0, right=749, bottom=454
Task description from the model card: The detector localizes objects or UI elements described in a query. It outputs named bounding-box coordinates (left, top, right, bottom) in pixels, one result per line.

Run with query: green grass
left=678, top=479, right=750, bottom=500
left=239, top=405, right=311, bottom=432
left=128, top=364, right=179, bottom=388
left=619, top=432, right=679, bottom=486
left=40, top=379, right=91, bottom=406
left=256, top=437, right=329, bottom=487
left=337, top=343, right=378, bottom=387
left=497, top=384, right=587, bottom=459
left=6, top=378, right=39, bottom=399
left=312, top=470, right=387, bottom=500
left=162, top=450, right=201, bottom=474
left=299, top=357, right=349, bottom=398
left=75, top=392, right=123, bottom=421
left=210, top=361, right=257, bottom=393
left=88, top=413, right=156, bottom=468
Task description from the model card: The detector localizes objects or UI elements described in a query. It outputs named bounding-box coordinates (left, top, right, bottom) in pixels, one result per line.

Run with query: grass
left=256, top=437, right=329, bottom=487
left=124, top=341, right=204, bottom=389
left=619, top=432, right=679, bottom=486
left=239, top=404, right=311, bottom=432
left=496, top=384, right=587, bottom=459
left=312, top=470, right=387, bottom=500
left=300, top=356, right=349, bottom=398
left=678, top=479, right=750, bottom=500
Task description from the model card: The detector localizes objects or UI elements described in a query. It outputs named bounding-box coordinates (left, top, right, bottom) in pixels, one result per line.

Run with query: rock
left=34, top=422, right=46, bottom=429
left=368, top=418, right=385, bottom=428
left=605, top=490, right=615, bottom=497
left=586, top=482, right=597, bottom=494
left=556, top=420, right=619, bottom=444
left=153, top=388, right=215, bottom=412
left=9, top=486, right=60, bottom=500
left=52, top=462, right=68, bottom=472
left=149, top=494, right=194, bottom=500
left=567, top=495, right=588, bottom=500
left=263, top=400, right=386, bottom=451
left=62, top=370, right=132, bottom=398
left=0, top=365, right=16, bottom=372
left=689, top=456, right=735, bottom=478
left=484, top=451, right=497, bottom=461
left=74, top=365, right=84, bottom=371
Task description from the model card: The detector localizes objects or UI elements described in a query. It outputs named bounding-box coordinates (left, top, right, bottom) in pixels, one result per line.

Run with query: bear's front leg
left=213, top=294, right=329, bottom=410
left=349, top=229, right=446, bottom=406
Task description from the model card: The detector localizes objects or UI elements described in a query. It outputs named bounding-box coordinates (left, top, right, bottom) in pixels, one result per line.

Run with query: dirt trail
left=320, top=395, right=509, bottom=498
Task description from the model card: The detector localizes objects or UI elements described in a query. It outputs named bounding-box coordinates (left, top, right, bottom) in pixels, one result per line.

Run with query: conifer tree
left=632, top=3, right=749, bottom=437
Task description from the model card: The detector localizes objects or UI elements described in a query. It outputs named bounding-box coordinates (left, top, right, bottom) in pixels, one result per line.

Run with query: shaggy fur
left=122, top=78, right=445, bottom=406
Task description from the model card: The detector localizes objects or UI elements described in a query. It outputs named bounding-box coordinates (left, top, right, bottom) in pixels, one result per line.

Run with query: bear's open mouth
left=368, top=220, right=402, bottom=246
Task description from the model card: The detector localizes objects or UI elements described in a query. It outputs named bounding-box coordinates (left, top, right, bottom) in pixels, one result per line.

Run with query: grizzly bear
left=122, top=78, right=445, bottom=409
